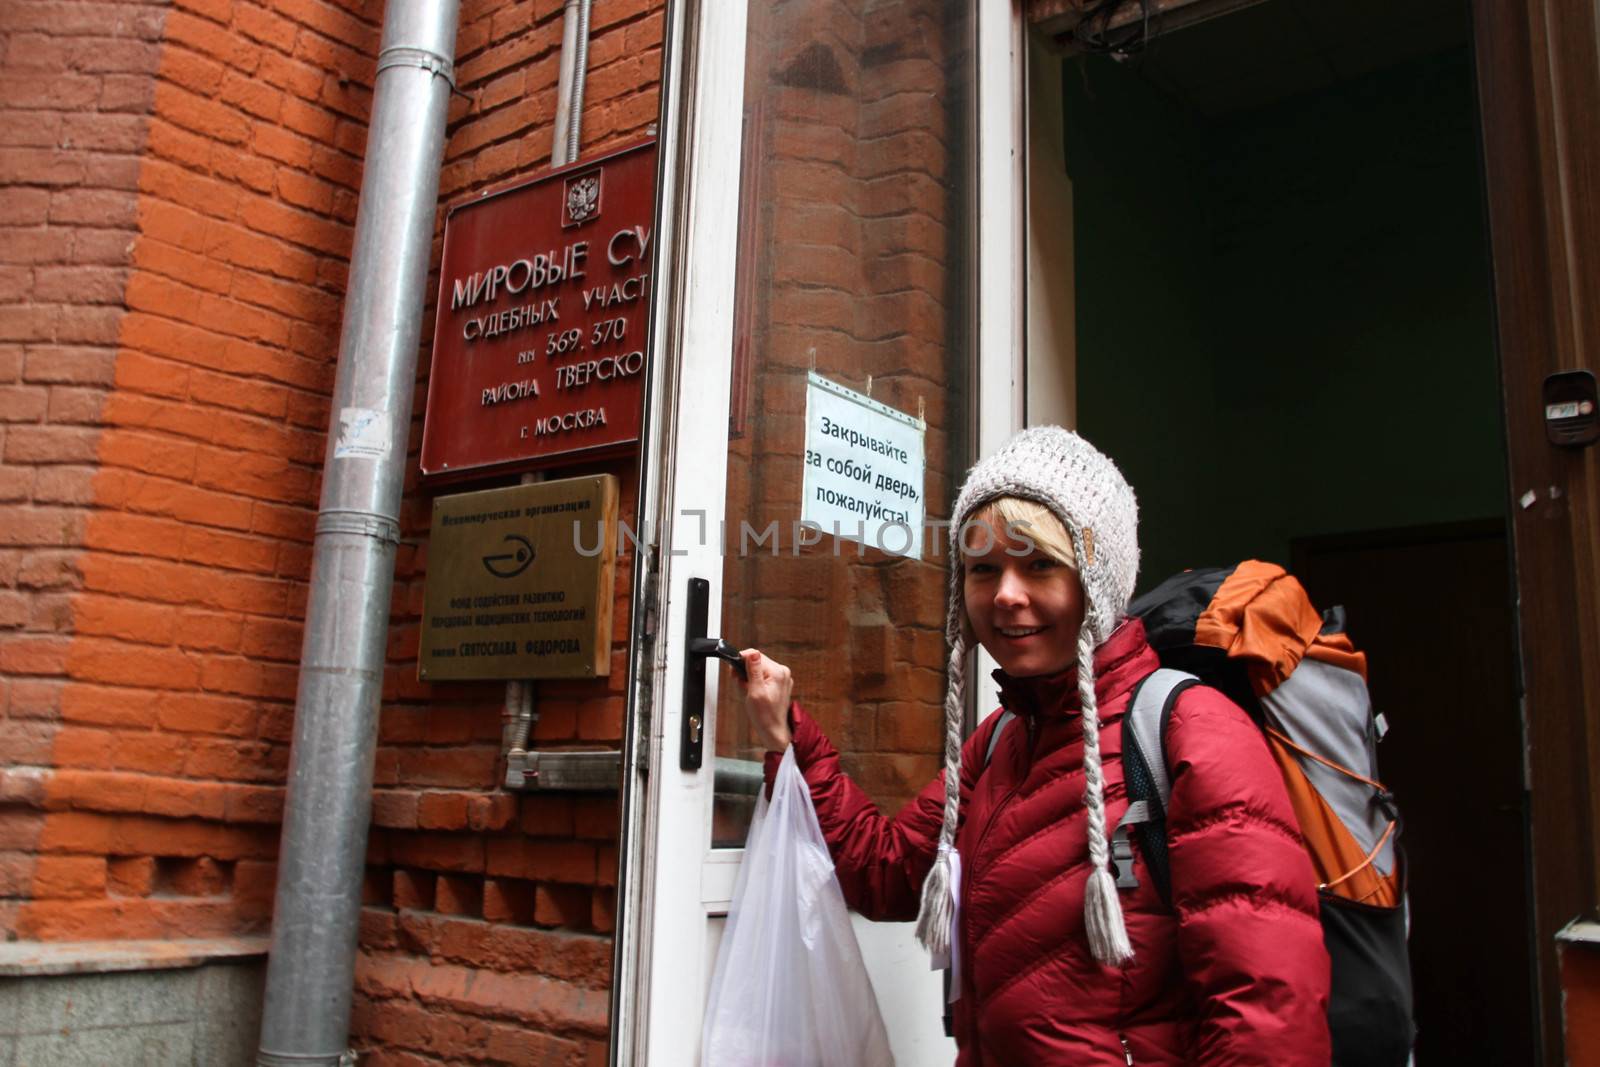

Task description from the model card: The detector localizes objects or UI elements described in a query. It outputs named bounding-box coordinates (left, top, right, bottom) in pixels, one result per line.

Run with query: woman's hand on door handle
left=738, top=649, right=793, bottom=752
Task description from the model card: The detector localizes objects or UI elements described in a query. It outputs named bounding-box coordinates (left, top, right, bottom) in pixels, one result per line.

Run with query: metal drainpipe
left=564, top=0, right=591, bottom=162
left=255, top=0, right=457, bottom=1063
left=506, top=0, right=591, bottom=772
left=550, top=0, right=592, bottom=168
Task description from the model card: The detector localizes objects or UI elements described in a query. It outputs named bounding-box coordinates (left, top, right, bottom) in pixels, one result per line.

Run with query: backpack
left=1121, top=561, right=1416, bottom=1067
left=973, top=560, right=1414, bottom=1063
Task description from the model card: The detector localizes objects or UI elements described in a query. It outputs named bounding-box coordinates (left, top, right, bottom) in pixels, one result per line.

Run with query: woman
left=740, top=427, right=1331, bottom=1065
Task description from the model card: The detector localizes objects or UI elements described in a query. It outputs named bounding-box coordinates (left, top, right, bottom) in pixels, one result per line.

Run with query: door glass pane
left=711, top=0, right=975, bottom=848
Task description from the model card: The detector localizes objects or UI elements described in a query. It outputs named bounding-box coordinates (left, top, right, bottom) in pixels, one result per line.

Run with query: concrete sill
left=0, top=937, right=270, bottom=978
left=1557, top=920, right=1600, bottom=947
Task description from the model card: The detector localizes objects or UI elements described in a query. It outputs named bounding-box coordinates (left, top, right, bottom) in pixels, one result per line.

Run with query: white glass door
left=618, top=1, right=1022, bottom=1062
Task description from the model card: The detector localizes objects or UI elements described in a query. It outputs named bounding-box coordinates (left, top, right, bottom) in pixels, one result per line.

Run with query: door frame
left=1472, top=2, right=1600, bottom=1061
left=608, top=1, right=1027, bottom=1062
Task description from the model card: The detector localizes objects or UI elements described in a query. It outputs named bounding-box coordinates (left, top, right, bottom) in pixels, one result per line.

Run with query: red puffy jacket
left=771, top=619, right=1331, bottom=1066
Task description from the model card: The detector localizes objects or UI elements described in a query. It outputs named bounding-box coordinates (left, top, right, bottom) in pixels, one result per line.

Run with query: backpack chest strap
left=1111, top=800, right=1152, bottom=889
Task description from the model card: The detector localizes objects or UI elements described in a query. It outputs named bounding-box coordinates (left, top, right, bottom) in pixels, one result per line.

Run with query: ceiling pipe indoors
left=1030, top=0, right=1274, bottom=52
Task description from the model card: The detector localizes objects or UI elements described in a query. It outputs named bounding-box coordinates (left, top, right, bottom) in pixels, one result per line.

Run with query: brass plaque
left=419, top=475, right=618, bottom=681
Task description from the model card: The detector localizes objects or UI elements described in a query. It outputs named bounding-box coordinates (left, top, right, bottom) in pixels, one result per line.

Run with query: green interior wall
left=1064, top=45, right=1507, bottom=591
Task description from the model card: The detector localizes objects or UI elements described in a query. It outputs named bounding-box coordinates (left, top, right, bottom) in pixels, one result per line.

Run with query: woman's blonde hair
left=964, top=496, right=1077, bottom=569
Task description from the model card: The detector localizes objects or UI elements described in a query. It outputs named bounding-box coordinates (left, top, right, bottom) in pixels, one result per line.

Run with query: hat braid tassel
left=916, top=636, right=967, bottom=960
left=1078, top=631, right=1134, bottom=967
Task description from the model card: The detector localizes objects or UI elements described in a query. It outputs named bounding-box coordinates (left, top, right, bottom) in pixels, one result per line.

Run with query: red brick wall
left=1, top=0, right=665, bottom=1060
left=2, top=0, right=380, bottom=939
left=1, top=0, right=174, bottom=936
left=353, top=1, right=662, bottom=1062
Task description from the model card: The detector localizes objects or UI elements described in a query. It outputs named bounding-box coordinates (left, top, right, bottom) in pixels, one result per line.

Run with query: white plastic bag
left=701, top=747, right=896, bottom=1067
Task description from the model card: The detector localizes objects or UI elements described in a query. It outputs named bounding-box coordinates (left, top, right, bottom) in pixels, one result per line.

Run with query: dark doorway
left=1293, top=522, right=1533, bottom=1065
left=1044, top=0, right=1535, bottom=1060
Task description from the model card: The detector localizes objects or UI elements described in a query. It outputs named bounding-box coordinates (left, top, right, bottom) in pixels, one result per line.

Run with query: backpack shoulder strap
left=1122, top=668, right=1197, bottom=812
left=1113, top=668, right=1198, bottom=901
left=982, top=709, right=1015, bottom=769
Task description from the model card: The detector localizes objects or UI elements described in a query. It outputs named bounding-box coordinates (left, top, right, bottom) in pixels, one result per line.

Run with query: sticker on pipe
left=802, top=372, right=926, bottom=559
left=335, top=407, right=389, bottom=459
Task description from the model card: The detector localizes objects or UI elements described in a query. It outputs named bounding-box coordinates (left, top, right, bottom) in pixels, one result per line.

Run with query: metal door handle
left=689, top=637, right=748, bottom=679
left=681, top=579, right=745, bottom=770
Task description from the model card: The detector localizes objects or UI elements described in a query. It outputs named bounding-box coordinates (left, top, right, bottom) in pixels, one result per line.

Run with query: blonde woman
left=740, top=427, right=1331, bottom=1065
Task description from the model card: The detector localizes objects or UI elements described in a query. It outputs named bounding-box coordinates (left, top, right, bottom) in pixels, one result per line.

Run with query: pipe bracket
left=315, top=509, right=401, bottom=546
left=255, top=1049, right=357, bottom=1066
left=375, top=46, right=456, bottom=88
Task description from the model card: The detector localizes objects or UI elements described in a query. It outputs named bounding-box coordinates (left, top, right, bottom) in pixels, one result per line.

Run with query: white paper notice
left=802, top=372, right=926, bottom=559
left=334, top=407, right=389, bottom=460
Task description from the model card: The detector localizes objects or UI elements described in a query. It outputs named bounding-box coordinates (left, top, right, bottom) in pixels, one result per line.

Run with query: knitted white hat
left=915, top=426, right=1140, bottom=968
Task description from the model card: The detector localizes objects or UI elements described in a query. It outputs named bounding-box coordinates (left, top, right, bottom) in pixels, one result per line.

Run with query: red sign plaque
left=420, top=139, right=658, bottom=478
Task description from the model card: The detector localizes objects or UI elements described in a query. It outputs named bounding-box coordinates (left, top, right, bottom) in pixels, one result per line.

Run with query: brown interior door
left=1293, top=520, right=1534, bottom=1065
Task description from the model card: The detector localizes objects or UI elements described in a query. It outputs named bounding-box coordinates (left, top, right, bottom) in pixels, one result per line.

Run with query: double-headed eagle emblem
left=566, top=175, right=600, bottom=224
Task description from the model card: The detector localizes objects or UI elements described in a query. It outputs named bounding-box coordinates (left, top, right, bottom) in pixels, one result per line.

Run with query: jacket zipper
left=960, top=714, right=1039, bottom=994
left=970, top=714, right=1038, bottom=877
left=1119, top=1035, right=1134, bottom=1065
